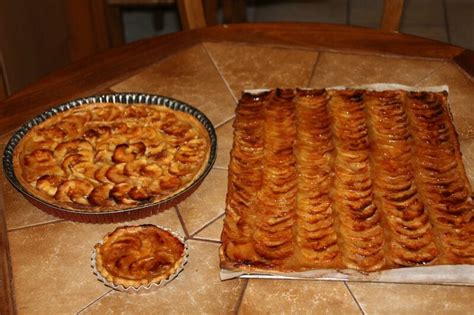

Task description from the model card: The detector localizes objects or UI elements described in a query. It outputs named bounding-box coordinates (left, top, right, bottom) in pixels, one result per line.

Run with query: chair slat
left=380, top=0, right=405, bottom=32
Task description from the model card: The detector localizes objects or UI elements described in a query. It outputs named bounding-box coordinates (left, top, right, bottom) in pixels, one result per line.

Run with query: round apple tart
left=12, top=100, right=211, bottom=212
left=93, top=225, right=187, bottom=290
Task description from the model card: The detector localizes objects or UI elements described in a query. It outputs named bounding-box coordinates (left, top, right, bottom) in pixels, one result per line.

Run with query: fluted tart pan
left=3, top=93, right=217, bottom=223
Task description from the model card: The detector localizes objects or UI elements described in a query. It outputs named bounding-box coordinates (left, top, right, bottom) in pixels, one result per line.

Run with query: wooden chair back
left=106, top=0, right=405, bottom=33
left=106, top=0, right=213, bottom=31
left=381, top=0, right=405, bottom=32
left=176, top=0, right=207, bottom=30
left=178, top=0, right=405, bottom=32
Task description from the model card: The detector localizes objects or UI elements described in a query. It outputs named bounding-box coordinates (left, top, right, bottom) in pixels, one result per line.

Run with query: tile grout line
left=214, top=114, right=236, bottom=130
left=343, top=281, right=366, bottom=315
left=307, top=51, right=322, bottom=87
left=8, top=219, right=65, bottom=232
left=201, top=43, right=240, bottom=104
left=76, top=290, right=113, bottom=314
left=213, top=166, right=229, bottom=171
left=175, top=206, right=190, bottom=239
left=233, top=278, right=249, bottom=315
left=413, top=61, right=450, bottom=87
left=188, top=238, right=221, bottom=244
left=189, top=212, right=225, bottom=238
left=212, top=166, right=229, bottom=171
left=306, top=47, right=450, bottom=62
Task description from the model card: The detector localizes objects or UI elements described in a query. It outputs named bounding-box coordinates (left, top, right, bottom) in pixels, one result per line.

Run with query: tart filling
left=94, top=225, right=186, bottom=289
left=12, top=103, right=210, bottom=212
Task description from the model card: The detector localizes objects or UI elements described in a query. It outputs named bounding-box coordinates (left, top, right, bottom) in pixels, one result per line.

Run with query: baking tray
left=220, top=84, right=474, bottom=285
left=2, top=93, right=217, bottom=223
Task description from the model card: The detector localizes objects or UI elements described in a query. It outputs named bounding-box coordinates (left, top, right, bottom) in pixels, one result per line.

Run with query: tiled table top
left=2, top=41, right=474, bottom=314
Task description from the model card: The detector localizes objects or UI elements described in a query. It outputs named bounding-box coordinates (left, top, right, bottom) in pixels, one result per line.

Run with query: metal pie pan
left=2, top=93, right=217, bottom=223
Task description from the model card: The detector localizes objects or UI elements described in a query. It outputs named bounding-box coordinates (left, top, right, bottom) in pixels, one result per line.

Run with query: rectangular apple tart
left=220, top=88, right=474, bottom=273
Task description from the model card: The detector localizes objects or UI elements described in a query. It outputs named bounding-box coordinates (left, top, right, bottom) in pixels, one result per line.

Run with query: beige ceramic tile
left=215, top=118, right=234, bottom=169
left=111, top=44, right=236, bottom=127
left=177, top=168, right=227, bottom=236
left=204, top=42, right=318, bottom=98
left=124, top=206, right=184, bottom=236
left=348, top=282, right=474, bottom=315
left=1, top=169, right=61, bottom=230
left=193, top=214, right=224, bottom=242
left=239, top=279, right=361, bottom=315
left=417, top=62, right=474, bottom=139
left=9, top=209, right=183, bottom=314
left=82, top=240, right=245, bottom=314
left=9, top=222, right=112, bottom=315
left=460, top=138, right=474, bottom=187
left=310, top=52, right=446, bottom=88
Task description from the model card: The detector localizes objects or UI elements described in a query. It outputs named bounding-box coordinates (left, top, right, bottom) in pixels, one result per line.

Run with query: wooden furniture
left=0, top=0, right=406, bottom=100
left=107, top=0, right=193, bottom=32
left=213, top=0, right=405, bottom=31
left=381, top=0, right=405, bottom=32
left=106, top=0, right=406, bottom=35
left=0, top=0, right=73, bottom=97
left=0, top=70, right=6, bottom=100
left=1, top=23, right=473, bottom=314
left=0, top=0, right=130, bottom=97
left=105, top=0, right=218, bottom=44
left=176, top=0, right=208, bottom=29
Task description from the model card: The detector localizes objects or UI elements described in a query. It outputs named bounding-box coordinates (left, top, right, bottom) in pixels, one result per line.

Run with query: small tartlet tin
left=2, top=93, right=217, bottom=223
left=91, top=224, right=189, bottom=294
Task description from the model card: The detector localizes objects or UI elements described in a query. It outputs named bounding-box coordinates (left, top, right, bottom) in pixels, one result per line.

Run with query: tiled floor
left=122, top=0, right=474, bottom=50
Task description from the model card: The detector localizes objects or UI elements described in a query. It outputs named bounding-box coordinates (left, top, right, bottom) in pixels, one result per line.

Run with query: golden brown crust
left=405, top=91, right=474, bottom=264
left=94, top=225, right=185, bottom=288
left=220, top=88, right=474, bottom=273
left=365, top=90, right=439, bottom=267
left=13, top=103, right=210, bottom=212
